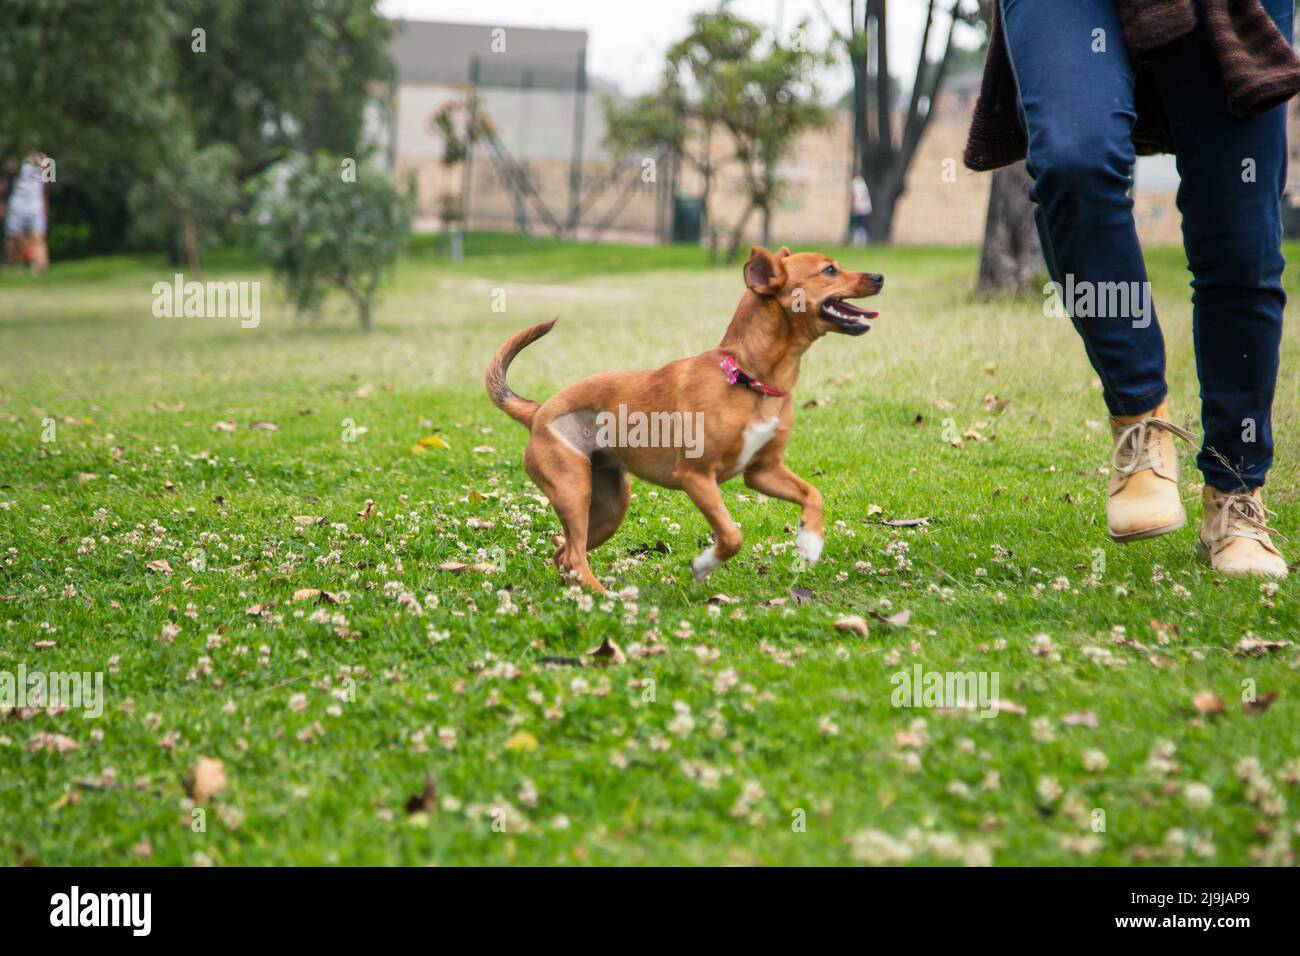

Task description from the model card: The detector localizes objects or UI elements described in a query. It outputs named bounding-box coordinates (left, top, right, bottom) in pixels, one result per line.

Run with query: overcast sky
left=380, top=0, right=981, bottom=101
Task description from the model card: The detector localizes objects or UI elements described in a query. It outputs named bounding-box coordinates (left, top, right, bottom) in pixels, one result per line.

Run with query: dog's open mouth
left=819, top=297, right=878, bottom=335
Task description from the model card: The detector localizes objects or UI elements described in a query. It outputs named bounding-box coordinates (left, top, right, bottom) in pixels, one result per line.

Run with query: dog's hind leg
left=679, top=471, right=743, bottom=581
left=587, top=457, right=631, bottom=550
left=743, top=461, right=825, bottom=565
left=524, top=431, right=606, bottom=594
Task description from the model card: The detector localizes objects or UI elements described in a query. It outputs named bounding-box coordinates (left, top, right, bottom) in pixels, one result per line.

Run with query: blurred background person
left=849, top=174, right=871, bottom=246
left=3, top=152, right=49, bottom=274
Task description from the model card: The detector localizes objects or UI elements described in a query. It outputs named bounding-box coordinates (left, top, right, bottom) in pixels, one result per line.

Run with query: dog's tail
left=485, top=319, right=556, bottom=428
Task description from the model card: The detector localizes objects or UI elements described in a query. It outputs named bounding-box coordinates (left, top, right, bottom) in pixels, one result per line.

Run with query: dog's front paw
left=691, top=547, right=722, bottom=582
left=795, top=527, right=824, bottom=566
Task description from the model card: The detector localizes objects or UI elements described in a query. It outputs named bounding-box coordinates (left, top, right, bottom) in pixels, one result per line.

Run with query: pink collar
left=720, top=353, right=788, bottom=398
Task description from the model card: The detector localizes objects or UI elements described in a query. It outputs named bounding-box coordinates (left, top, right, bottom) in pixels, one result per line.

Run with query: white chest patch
left=735, top=416, right=780, bottom=471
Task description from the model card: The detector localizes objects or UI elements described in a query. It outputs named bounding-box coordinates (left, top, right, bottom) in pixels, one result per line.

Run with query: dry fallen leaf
left=707, top=593, right=739, bottom=605
left=249, top=420, right=278, bottom=431
left=436, top=561, right=496, bottom=574
left=1060, top=710, right=1099, bottom=728
left=1191, top=691, right=1226, bottom=716
left=537, top=655, right=586, bottom=667
left=356, top=499, right=376, bottom=520
left=834, top=615, right=870, bottom=638
left=1243, top=692, right=1278, bottom=715
left=145, top=559, right=174, bottom=575
left=992, top=699, right=1027, bottom=716
left=869, top=608, right=911, bottom=627
left=245, top=603, right=274, bottom=615
left=789, top=587, right=813, bottom=606
left=404, top=774, right=437, bottom=815
left=1234, top=636, right=1288, bottom=657
left=505, top=731, right=540, bottom=753
left=184, top=757, right=228, bottom=805
left=882, top=517, right=930, bottom=528
left=292, top=588, right=340, bottom=604
left=28, top=732, right=79, bottom=754
left=893, top=728, right=925, bottom=749
left=212, top=420, right=237, bottom=432
left=292, top=515, right=325, bottom=527
left=585, top=637, right=626, bottom=666
left=415, top=434, right=450, bottom=450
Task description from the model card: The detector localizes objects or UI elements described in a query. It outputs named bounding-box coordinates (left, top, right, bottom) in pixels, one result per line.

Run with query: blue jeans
left=1000, top=0, right=1292, bottom=490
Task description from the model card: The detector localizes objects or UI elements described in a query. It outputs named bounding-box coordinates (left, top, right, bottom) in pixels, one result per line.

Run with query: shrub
left=252, top=154, right=410, bottom=330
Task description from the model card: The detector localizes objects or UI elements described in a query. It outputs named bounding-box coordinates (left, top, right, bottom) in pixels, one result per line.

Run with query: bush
left=252, top=154, right=410, bottom=330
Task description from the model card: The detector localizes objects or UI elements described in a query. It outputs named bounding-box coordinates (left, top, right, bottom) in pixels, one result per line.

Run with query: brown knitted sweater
left=964, top=0, right=1300, bottom=172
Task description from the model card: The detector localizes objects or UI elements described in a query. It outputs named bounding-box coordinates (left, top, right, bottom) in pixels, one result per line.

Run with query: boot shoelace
left=1112, top=417, right=1196, bottom=478
left=1211, top=493, right=1280, bottom=550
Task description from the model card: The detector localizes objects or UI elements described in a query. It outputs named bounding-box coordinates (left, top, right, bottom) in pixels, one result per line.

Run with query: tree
left=664, top=8, right=766, bottom=258
left=0, top=0, right=181, bottom=165
left=0, top=0, right=395, bottom=261
left=605, top=6, right=762, bottom=259
left=252, top=155, right=411, bottom=331
left=820, top=0, right=975, bottom=243
left=171, top=0, right=395, bottom=181
left=976, top=161, right=1039, bottom=293
left=971, top=1, right=1041, bottom=293
left=128, top=136, right=241, bottom=274
left=712, top=21, right=833, bottom=260
left=431, top=88, right=495, bottom=259
left=605, top=3, right=830, bottom=262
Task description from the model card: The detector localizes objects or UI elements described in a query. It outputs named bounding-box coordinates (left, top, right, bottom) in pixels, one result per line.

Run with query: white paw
left=691, top=547, right=722, bottom=581
left=796, top=528, right=823, bottom=565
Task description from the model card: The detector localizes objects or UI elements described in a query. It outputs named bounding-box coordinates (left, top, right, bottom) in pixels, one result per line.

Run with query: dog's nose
left=868, top=273, right=884, bottom=285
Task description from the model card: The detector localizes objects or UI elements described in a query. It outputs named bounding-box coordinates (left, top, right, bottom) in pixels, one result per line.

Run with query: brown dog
left=485, top=244, right=883, bottom=593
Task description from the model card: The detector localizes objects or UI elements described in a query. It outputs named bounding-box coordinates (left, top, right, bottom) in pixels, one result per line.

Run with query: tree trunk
left=869, top=194, right=896, bottom=245
left=700, top=124, right=713, bottom=257
left=181, top=209, right=201, bottom=276
left=725, top=199, right=756, bottom=264
left=976, top=161, right=1041, bottom=294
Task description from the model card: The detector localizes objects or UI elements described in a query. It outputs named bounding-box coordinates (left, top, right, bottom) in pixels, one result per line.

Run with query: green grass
left=1, top=235, right=1299, bottom=866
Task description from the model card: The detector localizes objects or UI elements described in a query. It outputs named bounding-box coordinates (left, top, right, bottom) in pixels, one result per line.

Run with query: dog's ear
left=744, top=245, right=787, bottom=296
left=775, top=246, right=791, bottom=258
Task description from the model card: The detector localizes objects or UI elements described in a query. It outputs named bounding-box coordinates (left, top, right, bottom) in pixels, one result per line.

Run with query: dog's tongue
left=837, top=299, right=878, bottom=319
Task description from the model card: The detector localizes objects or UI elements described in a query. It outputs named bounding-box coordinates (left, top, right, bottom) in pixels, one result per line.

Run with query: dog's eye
left=822, top=265, right=837, bottom=276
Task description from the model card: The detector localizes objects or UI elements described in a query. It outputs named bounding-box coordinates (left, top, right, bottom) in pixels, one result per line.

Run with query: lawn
left=1, top=233, right=1298, bottom=866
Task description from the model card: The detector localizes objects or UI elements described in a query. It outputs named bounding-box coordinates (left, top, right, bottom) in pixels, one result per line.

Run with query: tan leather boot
left=1197, top=487, right=1288, bottom=577
left=1107, top=402, right=1194, bottom=542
